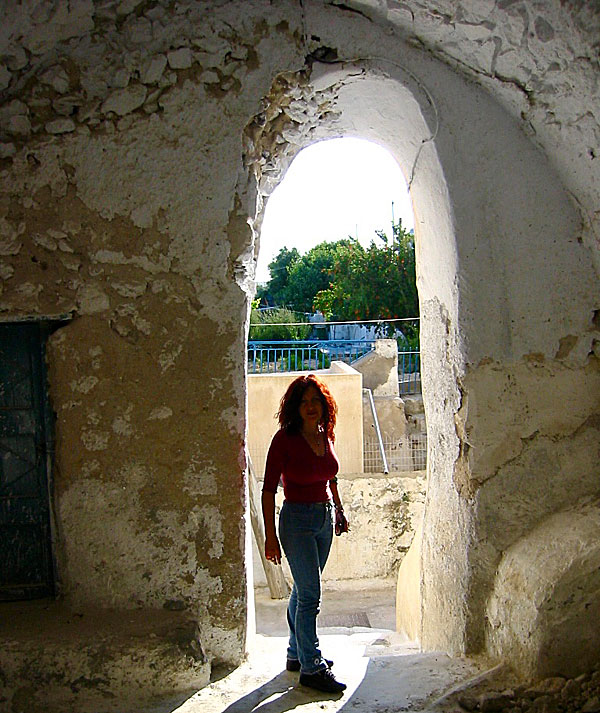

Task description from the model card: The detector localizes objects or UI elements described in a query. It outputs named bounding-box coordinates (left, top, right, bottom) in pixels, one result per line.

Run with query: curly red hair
left=277, top=374, right=338, bottom=442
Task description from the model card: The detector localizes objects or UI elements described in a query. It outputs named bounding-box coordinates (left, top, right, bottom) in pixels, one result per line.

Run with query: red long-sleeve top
left=262, top=429, right=340, bottom=503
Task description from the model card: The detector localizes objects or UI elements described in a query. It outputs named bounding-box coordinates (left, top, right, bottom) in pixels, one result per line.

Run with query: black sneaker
left=286, top=658, right=333, bottom=672
left=299, top=667, right=346, bottom=693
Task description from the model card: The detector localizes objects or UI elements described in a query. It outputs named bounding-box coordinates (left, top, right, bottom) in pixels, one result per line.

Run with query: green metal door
left=0, top=323, right=54, bottom=600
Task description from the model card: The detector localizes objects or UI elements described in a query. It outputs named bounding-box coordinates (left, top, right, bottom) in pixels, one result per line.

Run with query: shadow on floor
left=200, top=650, right=482, bottom=713
left=336, top=652, right=480, bottom=712
left=219, top=671, right=344, bottom=713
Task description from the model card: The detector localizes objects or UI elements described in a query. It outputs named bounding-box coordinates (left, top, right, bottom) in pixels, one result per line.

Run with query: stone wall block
left=167, top=48, right=193, bottom=70
left=353, top=339, right=400, bottom=397
left=101, top=84, right=147, bottom=116
left=4, top=46, right=28, bottom=72
left=200, top=70, right=220, bottom=85
left=116, top=115, right=135, bottom=132
left=142, top=89, right=163, bottom=114
left=158, top=71, right=178, bottom=88
left=110, top=280, right=148, bottom=299
left=486, top=503, right=600, bottom=679
left=32, top=233, right=58, bottom=251
left=3, top=99, right=28, bottom=116
left=76, top=284, right=110, bottom=315
left=125, top=16, right=153, bottom=45
left=534, top=16, right=555, bottom=43
left=0, top=263, right=14, bottom=281
left=0, top=65, right=12, bottom=91
left=456, top=21, right=493, bottom=42
left=0, top=99, right=29, bottom=137
left=52, top=95, right=82, bottom=116
left=0, top=218, right=24, bottom=256
left=21, top=1, right=95, bottom=56
left=152, top=19, right=171, bottom=43
left=46, top=118, right=76, bottom=135
left=0, top=143, right=16, bottom=159
left=116, top=0, right=145, bottom=16
left=144, top=5, right=166, bottom=22
left=40, top=65, right=70, bottom=93
left=141, top=55, right=167, bottom=85
left=110, top=68, right=131, bottom=89
left=57, top=238, right=74, bottom=253
left=78, top=100, right=101, bottom=123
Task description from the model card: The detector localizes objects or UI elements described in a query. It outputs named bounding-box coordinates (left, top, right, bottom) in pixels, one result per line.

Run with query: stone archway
left=237, top=56, right=456, bottom=635
left=233, top=25, right=599, bottom=672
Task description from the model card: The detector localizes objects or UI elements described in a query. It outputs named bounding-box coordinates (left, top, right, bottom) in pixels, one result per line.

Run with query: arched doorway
left=239, top=59, right=460, bottom=649
left=234, top=39, right=595, bottom=668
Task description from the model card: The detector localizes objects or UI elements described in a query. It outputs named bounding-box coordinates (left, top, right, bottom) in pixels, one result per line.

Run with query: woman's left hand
left=335, top=508, right=349, bottom=536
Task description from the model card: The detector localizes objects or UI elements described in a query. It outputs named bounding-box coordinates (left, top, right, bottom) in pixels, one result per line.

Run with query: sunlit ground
left=167, top=585, right=482, bottom=713
left=170, top=630, right=482, bottom=713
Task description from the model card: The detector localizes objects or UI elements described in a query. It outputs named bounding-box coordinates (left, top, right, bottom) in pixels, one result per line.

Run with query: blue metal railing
left=248, top=340, right=422, bottom=395
left=248, top=340, right=376, bottom=374
left=398, top=351, right=420, bottom=395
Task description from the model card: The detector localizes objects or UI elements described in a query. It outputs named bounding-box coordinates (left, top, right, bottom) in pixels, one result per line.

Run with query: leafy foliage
left=313, top=221, right=418, bottom=329
left=397, top=323, right=420, bottom=351
left=256, top=247, right=300, bottom=307
left=283, top=240, right=353, bottom=312
left=258, top=241, right=353, bottom=312
left=256, top=222, right=419, bottom=341
left=249, top=305, right=311, bottom=341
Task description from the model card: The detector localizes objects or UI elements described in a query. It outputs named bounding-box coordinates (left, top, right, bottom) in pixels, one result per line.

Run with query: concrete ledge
left=0, top=601, right=210, bottom=712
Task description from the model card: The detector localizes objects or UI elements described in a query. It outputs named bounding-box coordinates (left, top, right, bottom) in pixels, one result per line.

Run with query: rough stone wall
left=327, top=471, right=426, bottom=581
left=0, top=0, right=307, bottom=666
left=0, top=0, right=598, bottom=681
left=486, top=502, right=600, bottom=679
left=253, top=471, right=426, bottom=586
left=354, top=339, right=399, bottom=397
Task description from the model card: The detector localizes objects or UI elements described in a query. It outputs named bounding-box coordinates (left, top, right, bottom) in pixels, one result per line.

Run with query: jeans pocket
left=287, top=508, right=313, bottom=531
left=280, top=504, right=314, bottom=544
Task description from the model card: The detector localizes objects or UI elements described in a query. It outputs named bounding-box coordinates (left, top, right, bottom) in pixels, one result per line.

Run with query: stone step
left=0, top=600, right=210, bottom=713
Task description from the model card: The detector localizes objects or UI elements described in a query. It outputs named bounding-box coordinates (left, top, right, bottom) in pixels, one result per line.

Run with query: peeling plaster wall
left=0, top=0, right=308, bottom=667
left=0, top=0, right=599, bottom=681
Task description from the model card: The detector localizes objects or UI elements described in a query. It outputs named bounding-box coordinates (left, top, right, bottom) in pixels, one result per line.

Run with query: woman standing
left=261, top=374, right=348, bottom=694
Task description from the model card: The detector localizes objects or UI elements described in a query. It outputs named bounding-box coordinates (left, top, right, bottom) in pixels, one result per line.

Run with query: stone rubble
left=456, top=668, right=600, bottom=713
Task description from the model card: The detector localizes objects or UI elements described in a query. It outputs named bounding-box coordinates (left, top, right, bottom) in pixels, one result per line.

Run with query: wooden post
left=247, top=454, right=290, bottom=600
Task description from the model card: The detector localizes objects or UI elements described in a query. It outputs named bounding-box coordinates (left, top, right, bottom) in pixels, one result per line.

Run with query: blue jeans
left=279, top=501, right=333, bottom=674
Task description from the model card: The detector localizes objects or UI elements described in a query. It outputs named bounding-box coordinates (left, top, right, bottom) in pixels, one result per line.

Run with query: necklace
left=301, top=428, right=325, bottom=456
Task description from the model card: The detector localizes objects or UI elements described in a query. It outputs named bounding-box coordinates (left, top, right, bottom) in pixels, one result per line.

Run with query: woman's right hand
left=265, top=534, right=282, bottom=565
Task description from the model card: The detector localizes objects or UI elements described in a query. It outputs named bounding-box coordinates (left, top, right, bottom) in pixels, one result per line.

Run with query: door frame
left=0, top=319, right=64, bottom=600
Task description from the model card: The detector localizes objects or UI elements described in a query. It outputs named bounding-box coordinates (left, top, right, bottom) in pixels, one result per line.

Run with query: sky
left=255, top=137, right=415, bottom=283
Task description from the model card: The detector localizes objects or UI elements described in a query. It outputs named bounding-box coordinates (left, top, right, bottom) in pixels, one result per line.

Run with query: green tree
left=256, top=246, right=300, bottom=306
left=313, top=221, right=418, bottom=328
left=283, top=240, right=352, bottom=313
left=257, top=240, right=352, bottom=312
